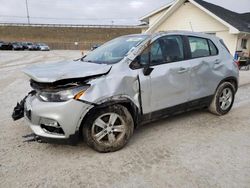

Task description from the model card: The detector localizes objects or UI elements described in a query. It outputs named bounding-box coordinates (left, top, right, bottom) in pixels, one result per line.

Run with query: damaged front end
left=11, top=60, right=111, bottom=121
left=11, top=76, right=97, bottom=145
left=30, top=79, right=90, bottom=103
left=12, top=77, right=92, bottom=121
left=12, top=90, right=36, bottom=121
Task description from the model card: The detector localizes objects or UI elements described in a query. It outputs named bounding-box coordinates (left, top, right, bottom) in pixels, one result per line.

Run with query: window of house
left=188, top=37, right=210, bottom=58
left=241, top=39, right=247, bottom=49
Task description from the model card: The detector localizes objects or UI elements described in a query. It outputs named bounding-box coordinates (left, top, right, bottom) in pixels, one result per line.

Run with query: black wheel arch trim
left=79, top=97, right=141, bottom=135
left=217, top=76, right=238, bottom=92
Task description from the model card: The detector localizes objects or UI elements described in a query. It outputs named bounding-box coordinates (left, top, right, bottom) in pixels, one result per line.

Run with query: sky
left=0, top=0, right=250, bottom=25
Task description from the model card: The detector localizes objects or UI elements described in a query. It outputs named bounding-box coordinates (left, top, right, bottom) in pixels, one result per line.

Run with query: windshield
left=82, top=35, right=148, bottom=64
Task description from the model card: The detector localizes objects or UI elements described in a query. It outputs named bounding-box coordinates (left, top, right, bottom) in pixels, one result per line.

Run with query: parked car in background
left=0, top=41, right=4, bottom=48
left=20, top=42, right=29, bottom=50
left=12, top=42, right=24, bottom=50
left=26, top=42, right=35, bottom=50
left=0, top=42, right=13, bottom=50
left=23, top=42, right=38, bottom=51
left=36, top=43, right=50, bottom=51
left=12, top=31, right=239, bottom=152
left=0, top=41, right=50, bottom=51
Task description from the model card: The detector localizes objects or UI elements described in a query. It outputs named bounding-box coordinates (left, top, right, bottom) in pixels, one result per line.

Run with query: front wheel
left=82, top=105, right=134, bottom=152
left=209, top=82, right=235, bottom=115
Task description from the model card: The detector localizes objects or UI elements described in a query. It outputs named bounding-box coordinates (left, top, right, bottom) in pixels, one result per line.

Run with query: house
left=140, top=0, right=250, bottom=57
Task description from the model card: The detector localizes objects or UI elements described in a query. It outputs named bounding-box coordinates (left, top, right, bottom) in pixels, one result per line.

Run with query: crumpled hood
left=23, top=60, right=112, bottom=83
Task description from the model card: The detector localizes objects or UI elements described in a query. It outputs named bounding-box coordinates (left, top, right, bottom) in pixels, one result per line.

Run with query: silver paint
left=23, top=31, right=239, bottom=139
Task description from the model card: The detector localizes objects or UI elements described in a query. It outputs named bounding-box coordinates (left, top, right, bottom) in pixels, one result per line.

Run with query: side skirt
left=139, top=95, right=213, bottom=125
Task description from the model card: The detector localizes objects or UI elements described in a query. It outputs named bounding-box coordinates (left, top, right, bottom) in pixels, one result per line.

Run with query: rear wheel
left=83, top=105, right=134, bottom=152
left=209, top=82, right=235, bottom=115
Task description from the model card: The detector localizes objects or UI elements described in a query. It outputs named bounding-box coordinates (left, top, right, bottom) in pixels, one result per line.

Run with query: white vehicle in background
left=12, top=31, right=239, bottom=152
left=37, top=43, right=50, bottom=51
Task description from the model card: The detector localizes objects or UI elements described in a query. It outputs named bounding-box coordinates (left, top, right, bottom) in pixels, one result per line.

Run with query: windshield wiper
left=73, top=55, right=86, bottom=62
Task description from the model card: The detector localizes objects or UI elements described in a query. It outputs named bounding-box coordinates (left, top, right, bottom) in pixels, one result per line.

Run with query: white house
left=140, top=0, right=250, bottom=57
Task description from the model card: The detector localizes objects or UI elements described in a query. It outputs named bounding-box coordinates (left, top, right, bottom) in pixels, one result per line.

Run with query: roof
left=193, top=0, right=250, bottom=33
left=141, top=0, right=250, bottom=33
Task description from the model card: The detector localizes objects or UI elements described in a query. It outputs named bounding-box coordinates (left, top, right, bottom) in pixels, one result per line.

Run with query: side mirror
left=143, top=65, right=154, bottom=76
left=130, top=56, right=142, bottom=69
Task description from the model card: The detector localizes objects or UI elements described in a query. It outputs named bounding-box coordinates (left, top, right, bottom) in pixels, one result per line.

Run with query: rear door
left=186, top=36, right=222, bottom=101
left=138, top=35, right=191, bottom=114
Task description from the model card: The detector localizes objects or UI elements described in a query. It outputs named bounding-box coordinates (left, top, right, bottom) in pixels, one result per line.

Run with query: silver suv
left=12, top=31, right=239, bottom=152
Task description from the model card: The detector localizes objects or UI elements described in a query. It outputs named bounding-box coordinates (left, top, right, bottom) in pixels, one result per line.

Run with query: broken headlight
left=37, top=86, right=89, bottom=102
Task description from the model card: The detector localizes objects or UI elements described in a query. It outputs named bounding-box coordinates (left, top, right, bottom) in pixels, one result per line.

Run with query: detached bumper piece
left=22, top=133, right=42, bottom=143
left=12, top=97, right=27, bottom=121
left=12, top=90, right=36, bottom=121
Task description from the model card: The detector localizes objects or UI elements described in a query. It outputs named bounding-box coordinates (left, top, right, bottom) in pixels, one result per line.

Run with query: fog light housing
left=40, top=118, right=65, bottom=135
left=40, top=118, right=59, bottom=128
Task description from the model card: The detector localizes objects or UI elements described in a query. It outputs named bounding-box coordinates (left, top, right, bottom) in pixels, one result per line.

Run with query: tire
left=82, top=104, right=134, bottom=152
left=209, top=82, right=235, bottom=115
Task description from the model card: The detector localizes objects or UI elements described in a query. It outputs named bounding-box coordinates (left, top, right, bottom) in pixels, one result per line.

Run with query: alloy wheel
left=219, top=88, right=233, bottom=110
left=91, top=113, right=126, bottom=145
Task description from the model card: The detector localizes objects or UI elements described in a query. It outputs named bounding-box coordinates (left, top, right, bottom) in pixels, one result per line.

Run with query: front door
left=138, top=35, right=191, bottom=114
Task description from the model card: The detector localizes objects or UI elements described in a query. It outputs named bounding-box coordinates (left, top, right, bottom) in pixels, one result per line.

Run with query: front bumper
left=24, top=94, right=92, bottom=139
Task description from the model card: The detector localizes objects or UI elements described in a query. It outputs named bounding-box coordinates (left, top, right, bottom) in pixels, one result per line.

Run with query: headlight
left=37, top=86, right=89, bottom=102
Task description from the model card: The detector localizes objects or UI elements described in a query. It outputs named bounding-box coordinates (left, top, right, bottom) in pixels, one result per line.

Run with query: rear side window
left=188, top=37, right=210, bottom=58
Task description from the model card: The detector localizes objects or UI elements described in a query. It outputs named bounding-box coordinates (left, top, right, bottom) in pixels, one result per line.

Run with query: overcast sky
left=0, top=0, right=250, bottom=25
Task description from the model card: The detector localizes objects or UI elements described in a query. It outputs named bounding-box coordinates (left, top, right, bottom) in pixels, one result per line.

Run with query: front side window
left=139, top=35, right=184, bottom=66
left=188, top=37, right=210, bottom=58
left=150, top=40, right=164, bottom=65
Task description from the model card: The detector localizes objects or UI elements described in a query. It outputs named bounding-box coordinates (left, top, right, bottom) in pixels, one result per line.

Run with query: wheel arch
left=217, top=76, right=238, bottom=93
left=79, top=97, right=140, bottom=138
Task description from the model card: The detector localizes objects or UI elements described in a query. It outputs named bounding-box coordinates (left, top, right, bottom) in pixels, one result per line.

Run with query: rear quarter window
left=208, top=40, right=218, bottom=56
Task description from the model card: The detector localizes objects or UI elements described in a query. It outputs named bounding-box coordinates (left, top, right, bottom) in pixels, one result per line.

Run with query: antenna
left=25, top=0, right=30, bottom=24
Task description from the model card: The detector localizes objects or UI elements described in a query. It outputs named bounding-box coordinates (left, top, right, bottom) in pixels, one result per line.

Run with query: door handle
left=178, top=67, right=188, bottom=73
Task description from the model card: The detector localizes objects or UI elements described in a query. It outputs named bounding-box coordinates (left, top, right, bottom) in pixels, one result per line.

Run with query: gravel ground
left=0, top=51, right=250, bottom=188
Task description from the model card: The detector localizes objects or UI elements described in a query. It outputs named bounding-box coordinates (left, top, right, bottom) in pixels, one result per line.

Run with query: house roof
left=141, top=0, right=250, bottom=33
left=193, top=0, right=250, bottom=33
left=139, top=1, right=174, bottom=22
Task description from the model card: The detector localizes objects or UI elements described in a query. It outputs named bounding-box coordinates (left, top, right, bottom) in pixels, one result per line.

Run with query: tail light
left=234, top=60, right=240, bottom=69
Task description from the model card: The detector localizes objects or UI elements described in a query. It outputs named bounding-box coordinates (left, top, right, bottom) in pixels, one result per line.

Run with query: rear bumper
left=24, top=94, right=93, bottom=139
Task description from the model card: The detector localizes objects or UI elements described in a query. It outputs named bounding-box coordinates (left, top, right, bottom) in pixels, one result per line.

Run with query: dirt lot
left=1, top=51, right=250, bottom=188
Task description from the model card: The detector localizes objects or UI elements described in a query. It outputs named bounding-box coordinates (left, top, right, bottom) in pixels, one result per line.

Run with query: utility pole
left=25, top=0, right=30, bottom=24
